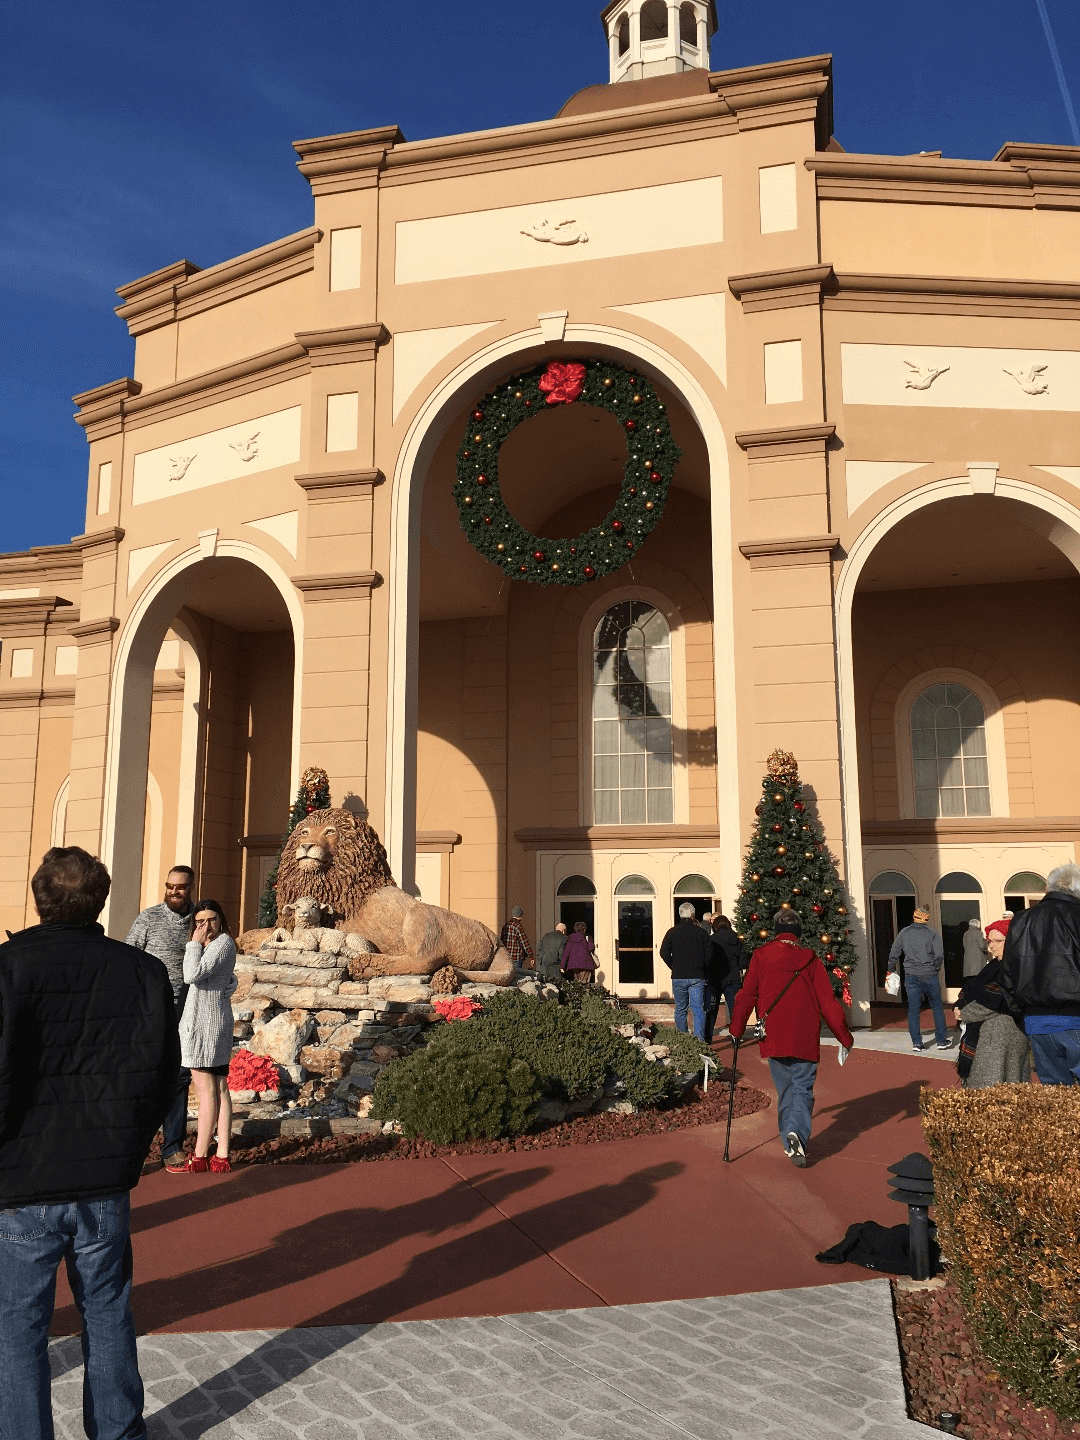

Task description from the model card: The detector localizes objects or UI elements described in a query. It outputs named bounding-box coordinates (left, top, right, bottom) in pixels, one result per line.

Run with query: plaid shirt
left=500, top=918, right=533, bottom=965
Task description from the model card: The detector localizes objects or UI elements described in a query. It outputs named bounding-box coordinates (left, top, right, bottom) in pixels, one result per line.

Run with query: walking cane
left=722, top=1036, right=741, bottom=1163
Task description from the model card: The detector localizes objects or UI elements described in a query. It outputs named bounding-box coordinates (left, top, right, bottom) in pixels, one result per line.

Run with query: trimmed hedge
left=370, top=1043, right=541, bottom=1144
left=921, top=1084, right=1080, bottom=1421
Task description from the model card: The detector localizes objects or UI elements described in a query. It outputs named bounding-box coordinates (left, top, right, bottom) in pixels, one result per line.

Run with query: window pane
left=958, top=693, right=985, bottom=727
left=648, top=788, right=673, bottom=823
left=915, top=788, right=939, bottom=817
left=594, top=755, right=619, bottom=789
left=623, top=719, right=646, bottom=754
left=646, top=717, right=671, bottom=753
left=622, top=649, right=647, bottom=682
left=594, top=650, right=616, bottom=681
left=621, top=789, right=646, bottom=824
left=940, top=787, right=966, bottom=817
left=966, top=787, right=990, bottom=816
left=620, top=683, right=646, bottom=717
left=911, top=728, right=936, bottom=758
left=594, top=719, right=619, bottom=754
left=936, top=724, right=962, bottom=759
left=924, top=684, right=947, bottom=706
left=644, top=647, right=670, bottom=683
left=939, top=756, right=963, bottom=788
left=593, top=684, right=618, bottom=719
left=624, top=625, right=645, bottom=649
left=963, top=755, right=988, bottom=787
left=913, top=759, right=938, bottom=789
left=594, top=789, right=619, bottom=825
left=621, top=753, right=646, bottom=789
left=641, top=611, right=669, bottom=646
left=960, top=725, right=986, bottom=757
left=646, top=683, right=671, bottom=717
left=647, top=751, right=672, bottom=787
left=911, top=697, right=935, bottom=726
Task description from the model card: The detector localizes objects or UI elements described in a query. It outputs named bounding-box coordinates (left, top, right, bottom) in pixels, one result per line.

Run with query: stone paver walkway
left=49, top=1280, right=926, bottom=1439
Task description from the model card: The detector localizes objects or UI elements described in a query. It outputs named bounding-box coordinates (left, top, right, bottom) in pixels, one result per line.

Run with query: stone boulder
left=298, top=1045, right=352, bottom=1080
left=249, top=1008, right=316, bottom=1066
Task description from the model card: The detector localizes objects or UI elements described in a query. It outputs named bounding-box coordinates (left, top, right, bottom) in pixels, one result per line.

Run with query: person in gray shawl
left=179, top=899, right=237, bottom=1173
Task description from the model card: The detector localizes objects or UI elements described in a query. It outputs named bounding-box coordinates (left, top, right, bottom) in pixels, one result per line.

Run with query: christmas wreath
left=454, top=359, right=681, bottom=586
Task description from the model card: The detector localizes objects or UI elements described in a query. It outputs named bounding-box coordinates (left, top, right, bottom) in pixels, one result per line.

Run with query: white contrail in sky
left=1033, top=0, right=1080, bottom=145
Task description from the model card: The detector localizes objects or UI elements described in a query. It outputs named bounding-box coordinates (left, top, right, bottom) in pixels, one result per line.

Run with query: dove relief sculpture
left=903, top=360, right=950, bottom=391
left=520, top=218, right=589, bottom=246
left=229, top=431, right=260, bottom=462
left=1003, top=364, right=1049, bottom=396
left=168, top=453, right=196, bottom=482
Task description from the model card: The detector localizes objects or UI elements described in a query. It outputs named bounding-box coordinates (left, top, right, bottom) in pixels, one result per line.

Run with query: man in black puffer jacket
left=1001, top=862, right=1080, bottom=1085
left=0, top=846, right=179, bottom=1440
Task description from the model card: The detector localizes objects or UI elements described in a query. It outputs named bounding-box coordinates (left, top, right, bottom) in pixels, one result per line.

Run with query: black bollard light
left=887, top=1152, right=935, bottom=1281
left=937, top=1413, right=960, bottom=1434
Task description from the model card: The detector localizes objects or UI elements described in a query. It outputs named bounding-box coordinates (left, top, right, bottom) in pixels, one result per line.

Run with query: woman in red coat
left=730, top=910, right=854, bottom=1167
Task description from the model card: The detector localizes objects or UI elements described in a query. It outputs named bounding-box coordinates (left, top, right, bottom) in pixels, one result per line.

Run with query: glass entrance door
left=616, top=900, right=654, bottom=989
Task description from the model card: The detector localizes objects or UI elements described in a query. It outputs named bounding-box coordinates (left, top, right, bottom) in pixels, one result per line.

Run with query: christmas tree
left=257, top=765, right=332, bottom=926
left=734, top=749, right=857, bottom=1005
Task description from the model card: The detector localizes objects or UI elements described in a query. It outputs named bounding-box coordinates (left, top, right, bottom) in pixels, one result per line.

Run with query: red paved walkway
left=52, top=1045, right=958, bottom=1335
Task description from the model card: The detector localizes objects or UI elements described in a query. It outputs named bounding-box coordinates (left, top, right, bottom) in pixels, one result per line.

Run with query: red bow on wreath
left=539, top=361, right=586, bottom=406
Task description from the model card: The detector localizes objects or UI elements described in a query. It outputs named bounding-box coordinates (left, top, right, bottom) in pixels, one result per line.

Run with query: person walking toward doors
left=659, top=902, right=710, bottom=1037
left=888, top=906, right=952, bottom=1053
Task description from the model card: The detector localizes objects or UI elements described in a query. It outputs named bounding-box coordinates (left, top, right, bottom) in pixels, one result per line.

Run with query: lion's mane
left=273, top=808, right=395, bottom=926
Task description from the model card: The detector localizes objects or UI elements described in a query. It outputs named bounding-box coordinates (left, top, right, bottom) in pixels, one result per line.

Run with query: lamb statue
left=239, top=809, right=513, bottom=983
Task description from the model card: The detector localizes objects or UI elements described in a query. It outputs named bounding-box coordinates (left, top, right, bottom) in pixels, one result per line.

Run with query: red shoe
left=210, top=1156, right=232, bottom=1173
left=186, top=1155, right=210, bottom=1173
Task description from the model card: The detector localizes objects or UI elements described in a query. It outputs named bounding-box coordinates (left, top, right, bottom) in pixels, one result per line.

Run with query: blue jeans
left=672, top=978, right=706, bottom=1038
left=768, top=1057, right=818, bottom=1149
left=905, top=971, right=948, bottom=1048
left=0, top=1193, right=144, bottom=1440
left=703, top=983, right=743, bottom=1041
left=1028, top=1029, right=1080, bottom=1085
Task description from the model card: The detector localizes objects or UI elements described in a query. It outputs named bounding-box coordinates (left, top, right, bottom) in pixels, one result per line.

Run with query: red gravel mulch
left=893, top=1277, right=1079, bottom=1438
left=149, top=1077, right=769, bottom=1168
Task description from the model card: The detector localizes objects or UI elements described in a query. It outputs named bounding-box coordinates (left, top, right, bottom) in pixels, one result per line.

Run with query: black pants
left=161, top=988, right=190, bottom=1158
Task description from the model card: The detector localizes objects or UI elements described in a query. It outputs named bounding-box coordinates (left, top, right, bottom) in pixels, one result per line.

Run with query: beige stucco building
left=3, top=2, right=1079, bottom=1023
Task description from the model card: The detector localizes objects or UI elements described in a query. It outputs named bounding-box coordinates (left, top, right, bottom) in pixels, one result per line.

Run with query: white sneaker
left=785, top=1132, right=807, bottom=1168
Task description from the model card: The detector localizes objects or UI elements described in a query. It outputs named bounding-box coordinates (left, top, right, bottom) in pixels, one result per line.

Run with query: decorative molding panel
left=1039, top=465, right=1080, bottom=487
left=392, top=323, right=499, bottom=420
left=840, top=344, right=1080, bottom=410
left=292, top=570, right=382, bottom=602
left=845, top=461, right=929, bottom=513
left=394, top=176, right=723, bottom=285
left=736, top=423, right=835, bottom=460
left=127, top=541, right=176, bottom=592
left=739, top=534, right=840, bottom=569
left=609, top=294, right=727, bottom=385
left=0, top=587, right=40, bottom=599
left=520, top=218, right=588, bottom=245
left=132, top=405, right=302, bottom=505
left=244, top=511, right=299, bottom=557
left=295, top=469, right=385, bottom=501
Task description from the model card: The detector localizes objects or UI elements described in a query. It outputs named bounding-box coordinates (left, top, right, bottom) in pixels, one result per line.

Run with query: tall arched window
left=593, top=601, right=673, bottom=824
left=617, top=13, right=630, bottom=53
left=679, top=2, right=698, bottom=43
left=910, top=682, right=990, bottom=817
left=640, top=0, right=669, bottom=40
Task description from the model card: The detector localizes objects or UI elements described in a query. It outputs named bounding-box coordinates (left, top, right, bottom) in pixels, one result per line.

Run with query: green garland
left=454, top=359, right=681, bottom=586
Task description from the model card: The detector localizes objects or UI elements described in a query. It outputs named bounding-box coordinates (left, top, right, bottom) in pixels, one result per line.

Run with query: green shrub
left=921, top=1085, right=1080, bottom=1421
left=437, top=990, right=607, bottom=1100
left=370, top=1043, right=541, bottom=1144
left=652, top=1026, right=714, bottom=1075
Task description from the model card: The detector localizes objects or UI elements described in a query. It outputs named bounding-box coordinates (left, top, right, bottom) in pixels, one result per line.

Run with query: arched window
left=1004, top=870, right=1045, bottom=913
left=911, top=682, right=990, bottom=818
left=867, top=871, right=917, bottom=998
left=936, top=871, right=982, bottom=894
left=673, top=872, right=714, bottom=927
left=640, top=0, right=669, bottom=40
left=674, top=873, right=715, bottom=895
left=869, top=870, right=916, bottom=896
left=593, top=601, right=673, bottom=824
left=617, top=13, right=630, bottom=53
left=936, top=872, right=983, bottom=989
left=557, top=874, right=597, bottom=896
left=679, top=2, right=698, bottom=43
left=615, top=873, right=655, bottom=895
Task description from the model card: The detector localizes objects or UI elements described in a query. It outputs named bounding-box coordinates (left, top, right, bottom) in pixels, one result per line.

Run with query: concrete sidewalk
left=49, top=1280, right=927, bottom=1439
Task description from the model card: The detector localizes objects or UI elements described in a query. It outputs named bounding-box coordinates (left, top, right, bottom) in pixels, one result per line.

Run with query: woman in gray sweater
left=180, top=900, right=237, bottom=1172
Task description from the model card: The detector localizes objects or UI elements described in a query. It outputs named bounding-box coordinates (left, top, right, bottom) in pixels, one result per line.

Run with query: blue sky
left=2, top=0, right=1078, bottom=556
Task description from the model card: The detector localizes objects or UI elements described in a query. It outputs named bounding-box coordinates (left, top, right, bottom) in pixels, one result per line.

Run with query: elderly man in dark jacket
left=0, top=847, right=179, bottom=1440
left=659, top=903, right=712, bottom=1037
left=1001, top=863, right=1080, bottom=1085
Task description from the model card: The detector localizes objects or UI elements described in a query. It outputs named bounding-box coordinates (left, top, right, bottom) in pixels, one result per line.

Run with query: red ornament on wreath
left=538, top=361, right=586, bottom=405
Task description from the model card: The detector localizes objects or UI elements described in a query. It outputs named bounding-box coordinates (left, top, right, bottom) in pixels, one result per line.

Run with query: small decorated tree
left=734, top=749, right=857, bottom=1004
left=257, top=765, right=332, bottom=926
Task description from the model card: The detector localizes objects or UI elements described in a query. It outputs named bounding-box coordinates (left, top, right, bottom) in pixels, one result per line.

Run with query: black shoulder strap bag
left=750, top=953, right=817, bottom=1042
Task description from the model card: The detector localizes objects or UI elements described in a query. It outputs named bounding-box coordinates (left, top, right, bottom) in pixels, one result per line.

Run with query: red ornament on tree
left=812, top=903, right=823, bottom=915
left=793, top=802, right=804, bottom=812
left=538, top=361, right=586, bottom=406
left=771, top=823, right=783, bottom=833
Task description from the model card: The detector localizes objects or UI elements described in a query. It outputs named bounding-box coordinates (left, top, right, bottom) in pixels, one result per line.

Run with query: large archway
left=385, top=325, right=738, bottom=921
left=391, top=329, right=733, bottom=996
left=102, top=544, right=302, bottom=936
left=836, top=477, right=1080, bottom=1006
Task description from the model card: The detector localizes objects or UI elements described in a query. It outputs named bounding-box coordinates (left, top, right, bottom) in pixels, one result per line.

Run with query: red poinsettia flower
left=539, top=361, right=586, bottom=406
left=432, top=997, right=481, bottom=1022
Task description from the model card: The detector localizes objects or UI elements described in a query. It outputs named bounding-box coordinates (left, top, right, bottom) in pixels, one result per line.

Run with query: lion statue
left=239, top=808, right=513, bottom=983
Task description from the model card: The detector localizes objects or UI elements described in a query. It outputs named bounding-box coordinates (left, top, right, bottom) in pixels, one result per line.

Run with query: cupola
left=601, top=1, right=717, bottom=84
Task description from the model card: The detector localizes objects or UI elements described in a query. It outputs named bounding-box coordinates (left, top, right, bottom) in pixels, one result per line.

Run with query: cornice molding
left=735, top=423, right=836, bottom=460
left=863, top=817, right=1080, bottom=843
left=0, top=687, right=46, bottom=711
left=728, top=263, right=835, bottom=312
left=295, top=469, right=385, bottom=502
left=807, top=149, right=1080, bottom=210
left=72, top=378, right=142, bottom=441
left=292, top=570, right=382, bottom=602
left=122, top=342, right=307, bottom=429
left=295, top=323, right=391, bottom=366
left=71, top=527, right=125, bottom=558
left=739, top=534, right=840, bottom=568
left=115, top=229, right=321, bottom=336
left=70, top=616, right=121, bottom=643
left=515, top=824, right=723, bottom=851
left=827, top=271, right=1080, bottom=320
left=0, top=595, right=72, bottom=635
left=416, top=830, right=462, bottom=853
left=710, top=54, right=832, bottom=147
left=294, top=126, right=405, bottom=196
